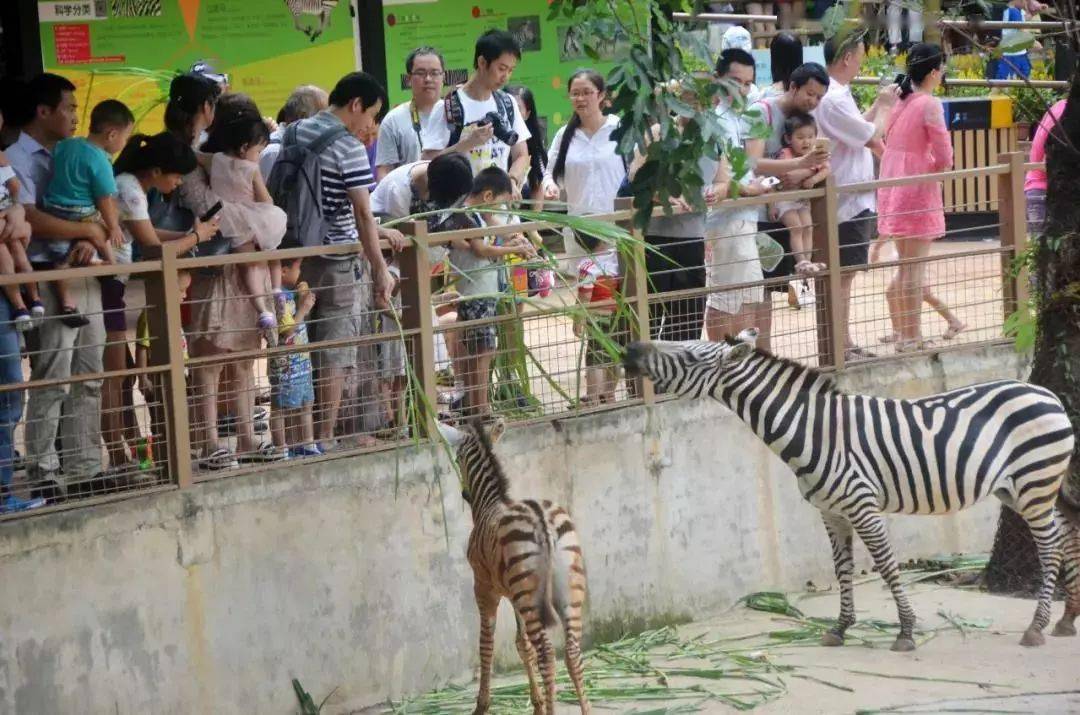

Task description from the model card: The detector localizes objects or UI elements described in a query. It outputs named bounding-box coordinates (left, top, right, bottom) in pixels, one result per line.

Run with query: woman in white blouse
left=542, top=69, right=626, bottom=268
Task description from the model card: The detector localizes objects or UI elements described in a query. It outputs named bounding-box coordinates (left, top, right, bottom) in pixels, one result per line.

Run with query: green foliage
left=293, top=679, right=337, bottom=714
left=548, top=0, right=764, bottom=229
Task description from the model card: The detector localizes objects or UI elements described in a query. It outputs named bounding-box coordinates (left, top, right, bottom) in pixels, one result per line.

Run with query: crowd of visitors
left=0, top=14, right=979, bottom=512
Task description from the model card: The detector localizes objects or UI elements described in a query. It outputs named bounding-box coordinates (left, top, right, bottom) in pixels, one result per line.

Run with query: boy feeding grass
left=430, top=167, right=535, bottom=416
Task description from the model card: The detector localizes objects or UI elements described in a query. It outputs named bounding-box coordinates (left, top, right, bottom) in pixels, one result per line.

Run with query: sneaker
left=0, top=494, right=46, bottom=513
left=290, top=444, right=325, bottom=458
left=237, top=442, right=287, bottom=463
left=28, top=471, right=66, bottom=502
left=59, top=306, right=90, bottom=328
left=438, top=386, right=464, bottom=405
left=200, top=447, right=238, bottom=471
left=29, top=300, right=45, bottom=320
left=13, top=309, right=32, bottom=332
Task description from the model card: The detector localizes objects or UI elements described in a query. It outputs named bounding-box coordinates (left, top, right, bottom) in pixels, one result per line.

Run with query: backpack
left=445, top=88, right=517, bottom=148
left=267, top=121, right=350, bottom=248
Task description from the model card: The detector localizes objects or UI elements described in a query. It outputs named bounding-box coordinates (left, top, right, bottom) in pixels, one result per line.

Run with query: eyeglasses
left=569, top=90, right=598, bottom=99
left=411, top=70, right=445, bottom=80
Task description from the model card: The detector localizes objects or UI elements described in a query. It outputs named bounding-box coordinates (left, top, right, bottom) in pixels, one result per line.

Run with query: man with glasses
left=375, top=46, right=446, bottom=181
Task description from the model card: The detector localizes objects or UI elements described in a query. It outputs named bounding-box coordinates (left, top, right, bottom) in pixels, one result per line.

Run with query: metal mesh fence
left=0, top=157, right=1031, bottom=518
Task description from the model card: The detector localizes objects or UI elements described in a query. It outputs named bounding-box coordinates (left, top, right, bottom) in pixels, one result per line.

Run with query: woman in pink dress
left=877, top=43, right=965, bottom=352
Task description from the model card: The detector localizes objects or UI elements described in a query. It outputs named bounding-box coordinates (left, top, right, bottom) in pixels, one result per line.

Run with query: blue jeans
left=0, top=297, right=25, bottom=489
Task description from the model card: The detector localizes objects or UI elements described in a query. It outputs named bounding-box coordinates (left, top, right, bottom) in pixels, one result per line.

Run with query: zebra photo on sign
left=111, top=0, right=161, bottom=17
left=624, top=329, right=1080, bottom=650
left=283, top=0, right=337, bottom=42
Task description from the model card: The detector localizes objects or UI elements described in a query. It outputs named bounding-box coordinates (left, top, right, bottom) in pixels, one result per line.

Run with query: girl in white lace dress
left=205, top=115, right=286, bottom=340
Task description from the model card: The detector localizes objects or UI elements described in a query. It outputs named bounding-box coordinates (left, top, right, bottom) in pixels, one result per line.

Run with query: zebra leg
left=472, top=590, right=499, bottom=715
left=1019, top=506, right=1063, bottom=646
left=820, top=514, right=856, bottom=646
left=513, top=613, right=545, bottom=714
left=850, top=511, right=918, bottom=651
left=1052, top=518, right=1079, bottom=637
left=527, top=627, right=557, bottom=715
left=562, top=620, right=590, bottom=714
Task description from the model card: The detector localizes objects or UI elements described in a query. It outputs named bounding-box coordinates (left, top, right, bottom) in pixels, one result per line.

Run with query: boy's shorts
left=30, top=202, right=101, bottom=263
left=457, top=297, right=498, bottom=352
left=270, top=371, right=315, bottom=410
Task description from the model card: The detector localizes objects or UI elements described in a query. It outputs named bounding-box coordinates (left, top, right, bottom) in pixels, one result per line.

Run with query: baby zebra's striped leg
left=563, top=619, right=590, bottom=713
left=472, top=590, right=499, bottom=715
left=514, top=614, right=545, bottom=713
left=1019, top=505, right=1063, bottom=646
left=1052, top=518, right=1080, bottom=637
left=821, top=515, right=856, bottom=646
left=527, top=626, right=557, bottom=715
left=850, top=510, right=918, bottom=652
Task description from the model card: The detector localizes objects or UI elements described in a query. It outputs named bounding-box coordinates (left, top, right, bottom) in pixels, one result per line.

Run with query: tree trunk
left=984, top=64, right=1080, bottom=593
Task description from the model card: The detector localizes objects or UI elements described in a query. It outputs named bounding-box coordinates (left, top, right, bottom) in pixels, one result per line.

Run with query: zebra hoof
left=1020, top=628, right=1046, bottom=647
left=820, top=631, right=844, bottom=647
left=1051, top=620, right=1077, bottom=637
left=890, top=637, right=916, bottom=652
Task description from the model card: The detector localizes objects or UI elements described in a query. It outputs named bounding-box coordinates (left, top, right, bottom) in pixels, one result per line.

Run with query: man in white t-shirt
left=421, top=29, right=531, bottom=198
left=375, top=47, right=445, bottom=181
left=812, top=32, right=898, bottom=360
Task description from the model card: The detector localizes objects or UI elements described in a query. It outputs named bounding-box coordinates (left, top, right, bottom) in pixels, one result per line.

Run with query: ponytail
left=900, top=43, right=944, bottom=100
left=552, top=112, right=581, bottom=184
left=113, top=131, right=198, bottom=177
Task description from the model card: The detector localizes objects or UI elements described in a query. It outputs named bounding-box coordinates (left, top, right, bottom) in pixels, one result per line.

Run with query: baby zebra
left=624, top=329, right=1079, bottom=650
left=439, top=419, right=590, bottom=715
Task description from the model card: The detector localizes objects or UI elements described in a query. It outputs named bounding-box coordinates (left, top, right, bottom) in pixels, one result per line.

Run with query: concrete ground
left=389, top=578, right=1079, bottom=714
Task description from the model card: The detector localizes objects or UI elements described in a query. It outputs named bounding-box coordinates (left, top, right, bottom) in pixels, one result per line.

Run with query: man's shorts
left=837, top=210, right=874, bottom=269
left=302, top=256, right=365, bottom=369
left=457, top=297, right=498, bottom=353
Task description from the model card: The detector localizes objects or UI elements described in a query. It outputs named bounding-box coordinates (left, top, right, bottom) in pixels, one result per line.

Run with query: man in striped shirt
left=293, top=71, right=392, bottom=451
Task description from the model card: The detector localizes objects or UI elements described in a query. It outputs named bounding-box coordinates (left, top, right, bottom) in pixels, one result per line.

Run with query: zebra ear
left=726, top=341, right=755, bottom=363
left=437, top=422, right=467, bottom=449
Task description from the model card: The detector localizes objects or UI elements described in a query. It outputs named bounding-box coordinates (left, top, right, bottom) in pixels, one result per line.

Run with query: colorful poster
left=382, top=1, right=627, bottom=141
left=37, top=0, right=358, bottom=135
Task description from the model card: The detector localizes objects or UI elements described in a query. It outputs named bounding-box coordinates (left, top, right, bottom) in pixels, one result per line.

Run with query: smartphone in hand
left=200, top=201, right=223, bottom=222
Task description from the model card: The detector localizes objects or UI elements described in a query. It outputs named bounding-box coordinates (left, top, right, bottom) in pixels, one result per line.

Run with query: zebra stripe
left=441, top=419, right=589, bottom=713
left=110, top=0, right=161, bottom=17
left=624, top=331, right=1079, bottom=648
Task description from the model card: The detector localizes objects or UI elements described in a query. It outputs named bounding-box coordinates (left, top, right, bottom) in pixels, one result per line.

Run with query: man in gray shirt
left=375, top=46, right=445, bottom=181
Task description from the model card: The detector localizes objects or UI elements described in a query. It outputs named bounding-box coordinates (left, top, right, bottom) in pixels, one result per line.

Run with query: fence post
left=997, top=151, right=1029, bottom=322
left=398, top=220, right=438, bottom=438
left=809, top=176, right=845, bottom=369
left=143, top=242, right=193, bottom=488
left=617, top=201, right=654, bottom=404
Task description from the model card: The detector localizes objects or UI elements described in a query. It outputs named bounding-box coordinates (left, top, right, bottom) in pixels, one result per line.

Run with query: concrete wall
left=0, top=345, right=1030, bottom=714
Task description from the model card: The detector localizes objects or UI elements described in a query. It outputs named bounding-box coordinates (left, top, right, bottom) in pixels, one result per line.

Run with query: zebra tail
left=535, top=521, right=559, bottom=630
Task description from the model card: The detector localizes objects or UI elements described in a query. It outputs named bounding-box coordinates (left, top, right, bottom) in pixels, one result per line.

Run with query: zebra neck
left=467, top=461, right=510, bottom=517
left=714, top=353, right=836, bottom=470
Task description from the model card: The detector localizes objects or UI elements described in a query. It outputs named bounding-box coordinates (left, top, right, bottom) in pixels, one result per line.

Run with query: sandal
left=844, top=346, right=877, bottom=361
left=942, top=321, right=966, bottom=340
left=894, top=339, right=925, bottom=354
left=238, top=442, right=287, bottom=463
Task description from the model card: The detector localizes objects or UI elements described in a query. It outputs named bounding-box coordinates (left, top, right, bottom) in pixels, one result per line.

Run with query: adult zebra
left=282, top=0, right=337, bottom=41
left=624, top=329, right=1079, bottom=650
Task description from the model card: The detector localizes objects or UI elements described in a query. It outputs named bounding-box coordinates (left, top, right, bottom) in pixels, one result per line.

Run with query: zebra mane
left=468, top=417, right=510, bottom=500
left=749, top=347, right=842, bottom=394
